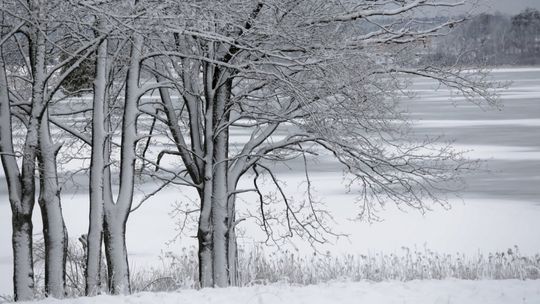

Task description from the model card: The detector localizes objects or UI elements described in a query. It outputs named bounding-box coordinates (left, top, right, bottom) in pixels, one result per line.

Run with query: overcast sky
left=478, top=0, right=540, bottom=14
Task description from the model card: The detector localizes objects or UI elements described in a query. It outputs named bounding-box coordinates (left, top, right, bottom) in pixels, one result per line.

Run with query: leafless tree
left=138, top=0, right=499, bottom=288
left=0, top=0, right=503, bottom=299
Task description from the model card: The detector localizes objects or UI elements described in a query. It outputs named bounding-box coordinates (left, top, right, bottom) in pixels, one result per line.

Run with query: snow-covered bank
left=19, top=280, right=540, bottom=304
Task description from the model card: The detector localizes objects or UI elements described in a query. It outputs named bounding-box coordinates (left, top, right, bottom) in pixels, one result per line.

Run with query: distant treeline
left=428, top=8, right=540, bottom=66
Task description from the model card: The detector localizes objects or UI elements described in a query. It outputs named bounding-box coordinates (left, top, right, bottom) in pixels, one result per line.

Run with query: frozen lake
left=0, top=67, right=539, bottom=295
left=406, top=68, right=540, bottom=202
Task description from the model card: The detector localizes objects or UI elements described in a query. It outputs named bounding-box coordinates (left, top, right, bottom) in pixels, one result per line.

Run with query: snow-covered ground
left=1, top=68, right=540, bottom=296
left=19, top=280, right=540, bottom=304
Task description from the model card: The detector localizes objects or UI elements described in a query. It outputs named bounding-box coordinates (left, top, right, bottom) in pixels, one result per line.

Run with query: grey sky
left=478, top=0, right=540, bottom=14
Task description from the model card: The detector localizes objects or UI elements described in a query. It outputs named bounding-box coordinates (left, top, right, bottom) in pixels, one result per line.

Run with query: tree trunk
left=0, top=48, right=35, bottom=302
left=226, top=192, right=238, bottom=286
left=103, top=212, right=130, bottom=295
left=37, top=110, right=68, bottom=298
left=198, top=184, right=214, bottom=288
left=86, top=34, right=108, bottom=296
left=198, top=116, right=214, bottom=288
left=197, top=62, right=216, bottom=288
left=211, top=80, right=231, bottom=287
left=211, top=145, right=228, bottom=287
left=29, top=17, right=67, bottom=295
left=11, top=212, right=34, bottom=301
left=16, top=105, right=40, bottom=303
left=101, top=31, right=142, bottom=295
left=1, top=31, right=41, bottom=303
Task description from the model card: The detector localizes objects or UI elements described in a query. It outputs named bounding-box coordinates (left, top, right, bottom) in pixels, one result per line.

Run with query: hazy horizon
left=478, top=0, right=540, bottom=15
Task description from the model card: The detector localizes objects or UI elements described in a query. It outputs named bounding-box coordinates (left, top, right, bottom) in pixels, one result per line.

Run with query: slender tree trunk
left=226, top=163, right=246, bottom=287
left=198, top=134, right=214, bottom=287
left=86, top=35, right=108, bottom=296
left=198, top=62, right=215, bottom=288
left=37, top=110, right=67, bottom=298
left=226, top=192, right=238, bottom=286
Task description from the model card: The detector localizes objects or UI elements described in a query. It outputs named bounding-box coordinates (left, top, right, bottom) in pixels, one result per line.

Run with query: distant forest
left=428, top=8, right=540, bottom=66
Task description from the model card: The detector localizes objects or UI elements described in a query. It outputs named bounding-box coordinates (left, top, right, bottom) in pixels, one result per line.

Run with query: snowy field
left=1, top=67, right=540, bottom=297
left=18, top=280, right=540, bottom=304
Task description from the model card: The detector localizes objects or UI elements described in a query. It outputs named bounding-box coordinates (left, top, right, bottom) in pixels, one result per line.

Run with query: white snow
left=18, top=280, right=540, bottom=304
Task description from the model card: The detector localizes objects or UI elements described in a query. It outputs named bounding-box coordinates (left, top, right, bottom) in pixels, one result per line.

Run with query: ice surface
left=415, top=119, right=540, bottom=128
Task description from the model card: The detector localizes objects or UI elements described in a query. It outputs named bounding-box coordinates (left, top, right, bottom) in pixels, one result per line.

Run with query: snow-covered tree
left=0, top=0, right=503, bottom=299
left=83, top=1, right=167, bottom=294
left=143, top=0, right=499, bottom=288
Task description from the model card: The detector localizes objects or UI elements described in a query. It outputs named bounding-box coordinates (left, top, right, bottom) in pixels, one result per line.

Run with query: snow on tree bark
left=0, top=30, right=49, bottom=300
left=211, top=78, right=232, bottom=287
left=11, top=112, right=39, bottom=302
left=26, top=10, right=70, bottom=297
left=86, top=34, right=108, bottom=296
left=198, top=180, right=214, bottom=288
left=103, top=211, right=130, bottom=295
left=198, top=102, right=214, bottom=287
left=102, top=31, right=143, bottom=295
left=37, top=109, right=68, bottom=298
left=10, top=212, right=35, bottom=301
left=0, top=48, right=36, bottom=302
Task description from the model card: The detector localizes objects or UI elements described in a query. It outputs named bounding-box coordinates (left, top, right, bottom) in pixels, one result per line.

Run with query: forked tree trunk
left=0, top=50, right=36, bottom=302
left=37, top=110, right=68, bottom=298
left=13, top=111, right=39, bottom=303
left=27, top=16, right=67, bottom=297
left=102, top=31, right=142, bottom=295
